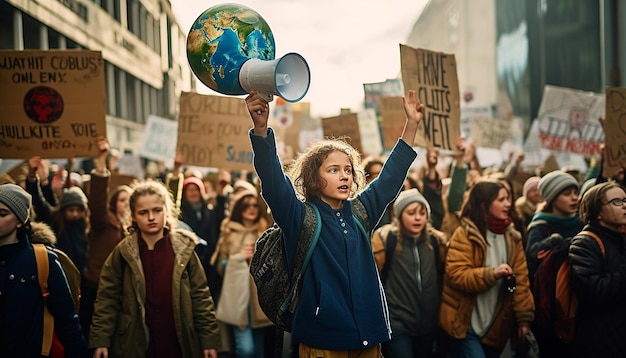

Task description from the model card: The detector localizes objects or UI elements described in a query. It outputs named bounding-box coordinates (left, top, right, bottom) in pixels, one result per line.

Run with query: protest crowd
left=2, top=87, right=626, bottom=358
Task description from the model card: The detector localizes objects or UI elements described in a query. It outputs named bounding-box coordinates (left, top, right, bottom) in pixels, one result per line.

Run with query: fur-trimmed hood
left=29, top=221, right=57, bottom=245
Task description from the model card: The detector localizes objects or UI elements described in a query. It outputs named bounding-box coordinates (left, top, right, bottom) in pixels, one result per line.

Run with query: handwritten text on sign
left=177, top=92, right=253, bottom=170
left=0, top=50, right=106, bottom=158
left=400, top=45, right=461, bottom=150
left=536, top=85, right=605, bottom=157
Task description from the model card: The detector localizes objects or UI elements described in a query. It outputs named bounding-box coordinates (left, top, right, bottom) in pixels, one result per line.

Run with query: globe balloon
left=186, top=3, right=276, bottom=95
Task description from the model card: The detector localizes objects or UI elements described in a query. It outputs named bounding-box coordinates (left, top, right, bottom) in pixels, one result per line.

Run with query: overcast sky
left=171, top=0, right=428, bottom=117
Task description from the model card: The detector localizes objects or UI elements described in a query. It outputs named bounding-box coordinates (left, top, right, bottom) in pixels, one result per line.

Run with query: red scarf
left=487, top=217, right=512, bottom=234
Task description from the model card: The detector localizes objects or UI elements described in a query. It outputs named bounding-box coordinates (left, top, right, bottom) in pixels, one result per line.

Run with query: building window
left=23, top=14, right=42, bottom=49
left=0, top=2, right=13, bottom=49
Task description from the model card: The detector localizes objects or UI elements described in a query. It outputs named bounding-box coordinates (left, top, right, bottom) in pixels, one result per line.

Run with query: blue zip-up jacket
left=250, top=128, right=417, bottom=350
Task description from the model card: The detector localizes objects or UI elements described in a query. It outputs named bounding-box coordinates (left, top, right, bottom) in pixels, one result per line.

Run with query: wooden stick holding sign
left=400, top=45, right=461, bottom=150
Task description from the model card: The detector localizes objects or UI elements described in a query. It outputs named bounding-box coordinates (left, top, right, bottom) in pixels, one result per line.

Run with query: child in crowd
left=89, top=180, right=221, bottom=357
left=0, top=184, right=87, bottom=357
left=371, top=188, right=447, bottom=358
left=525, top=170, right=583, bottom=281
left=244, top=89, right=422, bottom=357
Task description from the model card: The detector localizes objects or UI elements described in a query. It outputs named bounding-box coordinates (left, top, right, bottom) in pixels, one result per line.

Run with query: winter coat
left=250, top=128, right=417, bottom=350
left=84, top=171, right=124, bottom=286
left=371, top=224, right=447, bottom=336
left=569, top=224, right=626, bottom=358
left=89, top=228, right=221, bottom=357
left=210, top=219, right=272, bottom=328
left=0, top=223, right=87, bottom=357
left=439, top=217, right=534, bottom=351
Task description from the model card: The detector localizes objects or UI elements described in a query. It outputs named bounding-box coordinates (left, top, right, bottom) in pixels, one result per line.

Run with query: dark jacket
left=250, top=128, right=417, bottom=350
left=373, top=226, right=447, bottom=336
left=179, top=195, right=226, bottom=302
left=0, top=225, right=87, bottom=357
left=569, top=224, right=626, bottom=358
left=525, top=213, right=583, bottom=282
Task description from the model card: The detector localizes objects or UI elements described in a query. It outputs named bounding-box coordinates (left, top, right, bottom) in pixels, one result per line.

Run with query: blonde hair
left=124, top=179, right=180, bottom=234
left=287, top=138, right=366, bottom=201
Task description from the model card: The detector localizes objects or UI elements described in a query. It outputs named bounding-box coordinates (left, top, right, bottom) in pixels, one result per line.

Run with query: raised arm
left=400, top=89, right=424, bottom=146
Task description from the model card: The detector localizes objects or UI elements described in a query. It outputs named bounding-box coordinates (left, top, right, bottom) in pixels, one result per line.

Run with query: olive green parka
left=89, top=228, right=221, bottom=357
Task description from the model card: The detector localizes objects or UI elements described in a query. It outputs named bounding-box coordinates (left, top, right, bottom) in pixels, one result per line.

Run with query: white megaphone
left=238, top=52, right=311, bottom=103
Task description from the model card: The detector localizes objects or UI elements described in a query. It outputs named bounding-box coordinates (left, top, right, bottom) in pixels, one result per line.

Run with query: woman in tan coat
left=440, top=180, right=534, bottom=357
left=211, top=189, right=272, bottom=357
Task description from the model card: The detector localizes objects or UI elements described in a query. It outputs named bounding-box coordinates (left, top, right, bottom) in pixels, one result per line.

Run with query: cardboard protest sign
left=461, top=106, right=493, bottom=140
left=321, top=113, right=363, bottom=154
left=400, top=45, right=461, bottom=150
left=470, top=116, right=511, bottom=149
left=357, top=109, right=383, bottom=156
left=363, top=78, right=404, bottom=117
left=138, top=115, right=178, bottom=162
left=0, top=50, right=106, bottom=158
left=177, top=92, right=253, bottom=171
left=379, top=96, right=431, bottom=150
left=379, top=97, right=406, bottom=150
left=536, top=85, right=604, bottom=157
left=602, top=87, right=626, bottom=177
left=116, top=154, right=145, bottom=179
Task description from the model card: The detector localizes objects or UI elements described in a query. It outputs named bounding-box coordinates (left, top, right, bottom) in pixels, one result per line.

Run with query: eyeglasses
left=604, top=198, right=626, bottom=207
left=244, top=203, right=259, bottom=209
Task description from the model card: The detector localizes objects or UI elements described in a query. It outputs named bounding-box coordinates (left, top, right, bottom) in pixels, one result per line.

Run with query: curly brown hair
left=287, top=138, right=366, bottom=201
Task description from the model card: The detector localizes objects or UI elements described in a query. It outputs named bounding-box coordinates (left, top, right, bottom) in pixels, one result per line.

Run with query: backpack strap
left=281, top=202, right=322, bottom=314
left=33, top=243, right=53, bottom=356
left=578, top=230, right=605, bottom=256
left=380, top=230, right=397, bottom=283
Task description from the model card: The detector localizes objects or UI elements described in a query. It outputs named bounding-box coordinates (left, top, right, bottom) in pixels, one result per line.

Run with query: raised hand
left=245, top=91, right=270, bottom=137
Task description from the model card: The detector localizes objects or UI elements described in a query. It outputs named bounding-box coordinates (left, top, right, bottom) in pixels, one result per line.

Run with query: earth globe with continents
left=186, top=3, right=275, bottom=95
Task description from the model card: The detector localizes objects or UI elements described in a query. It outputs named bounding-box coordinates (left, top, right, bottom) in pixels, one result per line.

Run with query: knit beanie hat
left=393, top=188, right=431, bottom=220
left=0, top=183, right=32, bottom=223
left=538, top=170, right=579, bottom=205
left=522, top=176, right=541, bottom=198
left=183, top=176, right=207, bottom=198
left=579, top=178, right=596, bottom=200
left=59, top=187, right=88, bottom=209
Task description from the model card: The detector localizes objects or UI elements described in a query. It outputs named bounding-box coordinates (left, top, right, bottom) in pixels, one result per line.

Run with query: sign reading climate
left=0, top=50, right=106, bottom=158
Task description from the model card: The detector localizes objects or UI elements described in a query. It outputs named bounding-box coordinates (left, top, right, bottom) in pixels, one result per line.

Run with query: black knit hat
left=59, top=187, right=88, bottom=209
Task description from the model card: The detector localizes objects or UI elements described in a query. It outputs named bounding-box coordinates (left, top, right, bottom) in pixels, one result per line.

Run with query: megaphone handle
left=256, top=93, right=274, bottom=114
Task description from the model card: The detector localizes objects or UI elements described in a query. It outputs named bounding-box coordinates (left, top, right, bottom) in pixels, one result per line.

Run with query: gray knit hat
left=59, top=187, right=88, bottom=209
left=0, top=183, right=32, bottom=223
left=538, top=170, right=579, bottom=205
left=393, top=188, right=431, bottom=220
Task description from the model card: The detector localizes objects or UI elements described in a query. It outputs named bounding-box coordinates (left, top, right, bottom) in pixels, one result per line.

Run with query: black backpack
left=250, top=199, right=370, bottom=332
